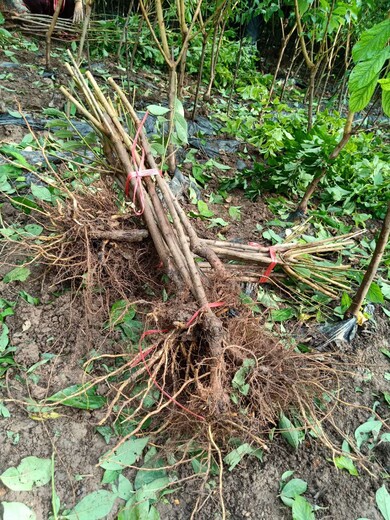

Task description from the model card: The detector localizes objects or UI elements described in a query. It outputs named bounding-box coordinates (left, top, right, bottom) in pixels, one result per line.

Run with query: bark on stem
left=347, top=202, right=390, bottom=317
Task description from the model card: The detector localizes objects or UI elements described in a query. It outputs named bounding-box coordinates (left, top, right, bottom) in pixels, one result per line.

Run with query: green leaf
left=381, top=348, right=390, bottom=359
left=174, top=113, right=188, bottom=145
left=354, top=419, right=382, bottom=449
left=297, top=0, right=311, bottom=15
left=349, top=76, right=378, bottom=112
left=224, top=443, right=260, bottom=471
left=376, top=485, right=390, bottom=520
left=380, top=282, right=390, bottom=300
left=3, top=267, right=31, bottom=283
left=280, top=479, right=308, bottom=507
left=30, top=184, right=52, bottom=202
left=232, top=359, right=255, bottom=396
left=352, top=19, right=390, bottom=63
left=117, top=474, right=134, bottom=501
left=109, top=300, right=136, bottom=327
left=334, top=455, right=358, bottom=476
left=2, top=502, right=37, bottom=520
left=366, top=282, right=384, bottom=304
left=0, top=456, right=51, bottom=491
left=18, top=291, right=40, bottom=305
left=292, top=495, right=315, bottom=520
left=64, top=490, right=117, bottom=520
left=229, top=206, right=241, bottom=221
left=134, top=448, right=166, bottom=490
left=0, top=324, right=9, bottom=351
left=46, top=384, right=106, bottom=410
left=99, top=437, right=149, bottom=471
left=146, top=105, right=169, bottom=117
left=271, top=308, right=295, bottom=322
left=349, top=48, right=390, bottom=91
left=279, top=414, right=300, bottom=449
left=383, top=89, right=390, bottom=117
left=7, top=110, right=22, bottom=119
left=197, top=200, right=214, bottom=218
left=378, top=77, right=390, bottom=92
left=24, top=224, right=43, bottom=236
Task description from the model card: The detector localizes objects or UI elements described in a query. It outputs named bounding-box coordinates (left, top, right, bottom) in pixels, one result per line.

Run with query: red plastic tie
left=185, top=301, right=225, bottom=328
left=259, top=246, right=277, bottom=284
left=125, top=111, right=161, bottom=216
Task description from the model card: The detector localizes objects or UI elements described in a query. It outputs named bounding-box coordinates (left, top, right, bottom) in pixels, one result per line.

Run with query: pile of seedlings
left=28, top=53, right=358, bottom=447
left=3, top=54, right=364, bottom=452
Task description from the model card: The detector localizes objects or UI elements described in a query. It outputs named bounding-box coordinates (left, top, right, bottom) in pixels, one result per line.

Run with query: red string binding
left=259, top=246, right=277, bottom=284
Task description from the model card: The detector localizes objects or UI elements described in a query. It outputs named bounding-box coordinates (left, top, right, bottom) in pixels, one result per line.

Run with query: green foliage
left=1, top=502, right=36, bottom=520
left=46, top=384, right=106, bottom=410
left=349, top=18, right=390, bottom=114
left=220, top=109, right=389, bottom=218
left=376, top=485, right=390, bottom=520
left=279, top=413, right=304, bottom=450
left=63, top=490, right=117, bottom=520
left=0, top=456, right=51, bottom=491
left=279, top=472, right=315, bottom=519
left=224, top=443, right=263, bottom=471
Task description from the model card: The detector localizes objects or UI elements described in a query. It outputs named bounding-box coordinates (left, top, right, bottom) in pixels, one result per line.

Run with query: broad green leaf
left=271, top=308, right=295, bottom=322
left=197, top=200, right=214, bottom=218
left=224, top=443, right=255, bottom=471
left=0, top=145, right=34, bottom=169
left=99, top=437, right=149, bottom=470
left=134, top=449, right=166, bottom=490
left=24, top=224, right=43, bottom=236
left=117, top=474, right=134, bottom=501
left=349, top=49, right=389, bottom=91
left=30, top=184, right=52, bottom=202
left=352, top=19, right=390, bottom=63
left=378, top=77, right=390, bottom=92
left=64, top=490, right=116, bottom=520
left=376, top=485, right=390, bottom=520
left=46, top=384, right=106, bottom=410
left=280, top=479, right=308, bottom=507
left=334, top=455, right=358, bottom=476
left=380, top=282, right=390, bottom=300
left=349, top=76, right=378, bottom=112
left=292, top=495, right=315, bottom=520
left=43, top=108, right=66, bottom=117
left=102, top=469, right=120, bottom=484
left=0, top=324, right=9, bottom=351
left=6, top=110, right=22, bottom=119
left=146, top=105, right=169, bottom=117
left=232, top=359, right=255, bottom=396
left=0, top=456, right=51, bottom=491
left=279, top=414, right=300, bottom=449
left=109, top=300, right=136, bottom=326
left=383, top=89, right=390, bottom=117
left=354, top=419, right=382, bottom=449
left=281, top=470, right=295, bottom=482
left=366, top=282, right=384, bottom=304
left=174, top=113, right=188, bottom=145
left=2, top=501, right=36, bottom=520
left=174, top=97, right=185, bottom=117
left=3, top=267, right=31, bottom=283
left=297, top=0, right=311, bottom=15
left=229, top=206, right=241, bottom=221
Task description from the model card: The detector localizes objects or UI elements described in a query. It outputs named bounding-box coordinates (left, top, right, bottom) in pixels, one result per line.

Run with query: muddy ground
left=0, top=41, right=389, bottom=520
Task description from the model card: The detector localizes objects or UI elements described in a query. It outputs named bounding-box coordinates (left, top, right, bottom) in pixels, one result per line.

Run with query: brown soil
left=0, top=41, right=389, bottom=520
